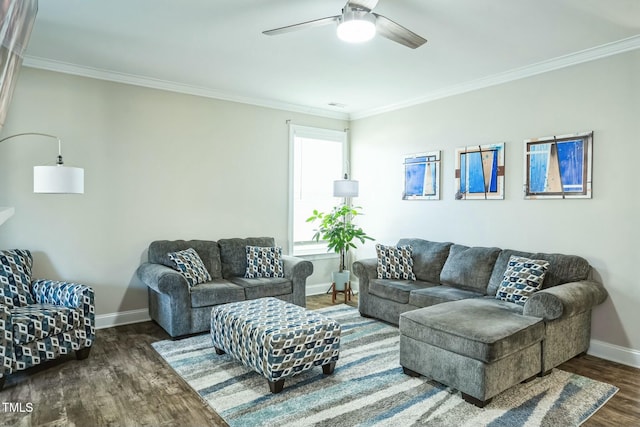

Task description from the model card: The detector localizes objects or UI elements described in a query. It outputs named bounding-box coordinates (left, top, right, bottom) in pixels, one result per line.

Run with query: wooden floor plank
left=0, top=295, right=637, bottom=426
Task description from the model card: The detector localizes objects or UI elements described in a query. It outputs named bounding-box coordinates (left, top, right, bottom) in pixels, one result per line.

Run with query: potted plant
left=307, top=204, right=374, bottom=290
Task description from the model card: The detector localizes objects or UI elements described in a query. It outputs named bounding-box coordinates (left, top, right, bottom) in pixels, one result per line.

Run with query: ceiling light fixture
left=336, top=9, right=376, bottom=44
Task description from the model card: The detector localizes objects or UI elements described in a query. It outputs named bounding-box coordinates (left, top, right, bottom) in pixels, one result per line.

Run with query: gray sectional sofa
left=352, top=238, right=608, bottom=407
left=137, top=237, right=312, bottom=337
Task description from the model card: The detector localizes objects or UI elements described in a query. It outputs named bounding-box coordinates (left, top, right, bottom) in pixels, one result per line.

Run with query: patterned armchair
left=0, top=250, right=95, bottom=390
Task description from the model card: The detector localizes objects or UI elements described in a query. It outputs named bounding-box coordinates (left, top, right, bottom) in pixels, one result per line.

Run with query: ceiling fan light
left=337, top=10, right=376, bottom=43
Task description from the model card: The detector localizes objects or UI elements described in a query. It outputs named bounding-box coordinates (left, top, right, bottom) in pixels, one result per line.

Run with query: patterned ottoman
left=210, top=297, right=341, bottom=393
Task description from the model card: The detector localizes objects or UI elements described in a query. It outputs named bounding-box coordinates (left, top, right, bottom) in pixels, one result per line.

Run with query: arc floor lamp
left=0, top=132, right=84, bottom=194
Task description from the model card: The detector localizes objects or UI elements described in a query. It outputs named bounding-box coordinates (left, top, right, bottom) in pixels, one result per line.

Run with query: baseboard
left=95, top=308, right=151, bottom=330
left=588, top=339, right=640, bottom=368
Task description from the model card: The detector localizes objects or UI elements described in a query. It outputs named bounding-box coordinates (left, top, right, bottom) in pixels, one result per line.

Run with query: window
left=289, top=125, right=347, bottom=256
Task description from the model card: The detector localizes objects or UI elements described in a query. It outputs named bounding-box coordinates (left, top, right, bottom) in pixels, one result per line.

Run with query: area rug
left=152, top=305, right=618, bottom=427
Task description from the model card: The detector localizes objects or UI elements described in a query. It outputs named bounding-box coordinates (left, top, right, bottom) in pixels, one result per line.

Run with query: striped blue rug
left=152, top=304, right=617, bottom=427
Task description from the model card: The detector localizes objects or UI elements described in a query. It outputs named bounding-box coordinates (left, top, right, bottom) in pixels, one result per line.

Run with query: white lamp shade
left=33, top=165, right=84, bottom=194
left=333, top=179, right=359, bottom=197
left=337, top=11, right=376, bottom=43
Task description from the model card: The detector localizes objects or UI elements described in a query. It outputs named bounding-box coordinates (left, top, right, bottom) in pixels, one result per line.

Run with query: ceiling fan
left=263, top=0, right=427, bottom=49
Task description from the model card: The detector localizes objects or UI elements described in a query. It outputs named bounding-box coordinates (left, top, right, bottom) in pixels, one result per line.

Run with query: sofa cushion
left=369, top=278, right=436, bottom=304
left=440, top=245, right=501, bottom=293
left=11, top=304, right=79, bottom=345
left=245, top=246, right=284, bottom=278
left=530, top=252, right=591, bottom=288
left=409, top=285, right=484, bottom=308
left=496, top=256, right=549, bottom=306
left=167, top=248, right=212, bottom=287
left=149, top=240, right=222, bottom=279
left=400, top=298, right=543, bottom=363
left=376, top=244, right=416, bottom=280
left=228, top=277, right=293, bottom=300
left=0, top=249, right=35, bottom=309
left=189, top=279, right=246, bottom=308
left=397, top=239, right=453, bottom=283
left=219, top=237, right=275, bottom=278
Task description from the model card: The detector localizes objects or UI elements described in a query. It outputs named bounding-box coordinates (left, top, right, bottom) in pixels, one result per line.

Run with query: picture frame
left=402, top=151, right=440, bottom=200
left=524, top=131, right=593, bottom=199
left=455, top=143, right=505, bottom=200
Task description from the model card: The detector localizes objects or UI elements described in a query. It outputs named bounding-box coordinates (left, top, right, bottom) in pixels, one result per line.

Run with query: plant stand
left=331, top=281, right=352, bottom=304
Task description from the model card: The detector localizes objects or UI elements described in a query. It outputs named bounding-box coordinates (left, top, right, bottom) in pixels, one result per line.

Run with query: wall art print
left=403, top=151, right=440, bottom=200
left=455, top=143, right=505, bottom=200
left=524, top=131, right=593, bottom=199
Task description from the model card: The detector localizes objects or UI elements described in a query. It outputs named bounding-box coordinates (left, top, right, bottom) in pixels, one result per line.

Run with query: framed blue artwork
left=524, top=132, right=593, bottom=199
left=455, top=143, right=505, bottom=200
left=403, top=151, right=440, bottom=200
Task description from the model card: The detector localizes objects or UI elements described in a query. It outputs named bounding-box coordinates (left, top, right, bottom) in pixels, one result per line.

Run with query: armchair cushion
left=11, top=304, right=79, bottom=345
left=167, top=248, right=212, bottom=287
left=0, top=249, right=35, bottom=308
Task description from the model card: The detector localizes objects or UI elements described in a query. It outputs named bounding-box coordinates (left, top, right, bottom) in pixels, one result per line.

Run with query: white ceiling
left=23, top=0, right=640, bottom=119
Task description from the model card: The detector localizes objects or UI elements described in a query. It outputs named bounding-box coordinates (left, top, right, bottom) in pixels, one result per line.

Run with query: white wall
left=350, top=50, right=640, bottom=364
left=0, top=68, right=347, bottom=323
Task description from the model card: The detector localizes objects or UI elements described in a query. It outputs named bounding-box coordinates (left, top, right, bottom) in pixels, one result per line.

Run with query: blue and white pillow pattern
left=0, top=249, right=35, bottom=309
left=245, top=246, right=284, bottom=278
left=376, top=244, right=416, bottom=280
left=496, top=255, right=550, bottom=306
left=167, top=248, right=212, bottom=287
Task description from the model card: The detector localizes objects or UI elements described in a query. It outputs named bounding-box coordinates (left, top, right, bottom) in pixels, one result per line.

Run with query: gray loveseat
left=352, top=238, right=608, bottom=407
left=137, top=237, right=312, bottom=337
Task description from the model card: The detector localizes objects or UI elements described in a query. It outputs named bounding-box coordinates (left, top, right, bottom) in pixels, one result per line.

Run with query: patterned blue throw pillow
left=376, top=244, right=416, bottom=280
left=245, top=246, right=284, bottom=278
left=496, top=255, right=550, bottom=306
left=0, top=249, right=35, bottom=309
left=167, top=248, right=212, bottom=288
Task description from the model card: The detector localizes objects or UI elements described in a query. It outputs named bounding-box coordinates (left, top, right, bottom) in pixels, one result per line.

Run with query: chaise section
left=400, top=298, right=545, bottom=406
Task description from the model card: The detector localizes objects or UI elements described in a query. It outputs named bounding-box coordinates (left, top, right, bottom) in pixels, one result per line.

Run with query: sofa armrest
left=352, top=258, right=377, bottom=286
left=352, top=258, right=378, bottom=316
left=523, top=280, right=608, bottom=320
left=136, top=262, right=190, bottom=296
left=32, top=279, right=94, bottom=310
left=282, top=255, right=313, bottom=307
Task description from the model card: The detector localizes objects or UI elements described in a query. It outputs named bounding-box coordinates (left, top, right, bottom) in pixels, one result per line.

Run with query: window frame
left=288, top=124, right=348, bottom=257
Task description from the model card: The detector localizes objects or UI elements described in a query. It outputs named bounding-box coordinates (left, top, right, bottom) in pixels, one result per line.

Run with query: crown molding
left=350, top=34, right=640, bottom=120
left=21, top=56, right=350, bottom=121
left=23, top=35, right=640, bottom=122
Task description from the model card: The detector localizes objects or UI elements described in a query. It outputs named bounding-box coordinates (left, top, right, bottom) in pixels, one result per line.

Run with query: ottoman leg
left=214, top=347, right=226, bottom=355
left=269, top=379, right=285, bottom=394
left=322, top=361, right=336, bottom=375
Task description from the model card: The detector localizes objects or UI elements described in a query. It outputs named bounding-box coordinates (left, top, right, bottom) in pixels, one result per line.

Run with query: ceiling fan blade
left=263, top=16, right=339, bottom=36
left=346, top=0, right=379, bottom=12
left=373, top=13, right=427, bottom=49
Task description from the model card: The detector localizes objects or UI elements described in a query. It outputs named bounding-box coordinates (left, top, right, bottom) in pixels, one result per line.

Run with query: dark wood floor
left=1, top=294, right=637, bottom=426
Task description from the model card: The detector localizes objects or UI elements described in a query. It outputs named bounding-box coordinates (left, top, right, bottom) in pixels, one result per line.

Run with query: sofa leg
left=214, top=347, right=226, bottom=355
left=76, top=347, right=92, bottom=360
left=0, top=376, right=5, bottom=391
left=461, top=392, right=491, bottom=408
left=402, top=366, right=421, bottom=377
